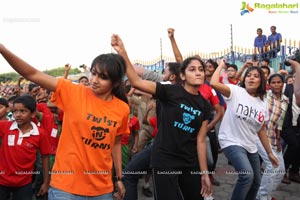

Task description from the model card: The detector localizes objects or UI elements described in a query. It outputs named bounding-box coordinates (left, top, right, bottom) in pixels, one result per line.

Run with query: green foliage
left=0, top=72, right=19, bottom=82
left=44, top=67, right=81, bottom=77
left=0, top=67, right=82, bottom=82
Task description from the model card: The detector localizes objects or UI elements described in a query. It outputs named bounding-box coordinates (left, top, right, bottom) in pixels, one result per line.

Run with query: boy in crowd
left=0, top=95, right=51, bottom=200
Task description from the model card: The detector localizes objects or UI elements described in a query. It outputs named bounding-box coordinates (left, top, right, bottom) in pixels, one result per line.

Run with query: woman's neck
left=273, top=91, right=281, bottom=100
left=183, top=84, right=200, bottom=95
left=94, top=91, right=113, bottom=101
left=246, top=88, right=258, bottom=97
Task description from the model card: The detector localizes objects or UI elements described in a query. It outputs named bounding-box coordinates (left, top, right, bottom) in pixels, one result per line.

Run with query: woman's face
left=269, top=76, right=284, bottom=95
left=245, top=69, right=261, bottom=93
left=182, top=60, right=205, bottom=86
left=89, top=67, right=113, bottom=97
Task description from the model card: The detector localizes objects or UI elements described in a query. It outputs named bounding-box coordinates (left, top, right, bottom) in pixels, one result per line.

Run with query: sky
left=0, top=0, right=299, bottom=73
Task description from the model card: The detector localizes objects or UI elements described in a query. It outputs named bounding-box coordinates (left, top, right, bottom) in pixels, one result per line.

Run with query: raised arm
left=167, top=28, right=183, bottom=64
left=210, top=60, right=231, bottom=98
left=63, top=63, right=71, bottom=79
left=235, top=61, right=252, bottom=82
left=0, top=44, right=58, bottom=91
left=16, top=76, right=24, bottom=96
left=81, top=64, right=90, bottom=78
left=111, top=34, right=156, bottom=95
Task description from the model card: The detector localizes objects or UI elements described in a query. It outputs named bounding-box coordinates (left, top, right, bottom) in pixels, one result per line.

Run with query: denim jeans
left=0, top=183, right=32, bottom=200
left=123, top=143, right=152, bottom=200
left=256, top=141, right=285, bottom=200
left=223, top=145, right=261, bottom=200
left=48, top=187, right=113, bottom=200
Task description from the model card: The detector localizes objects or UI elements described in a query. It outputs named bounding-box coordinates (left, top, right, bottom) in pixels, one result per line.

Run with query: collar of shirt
left=9, top=121, right=40, bottom=138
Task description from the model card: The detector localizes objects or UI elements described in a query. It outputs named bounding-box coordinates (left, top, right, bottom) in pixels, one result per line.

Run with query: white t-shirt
left=218, top=84, right=269, bottom=153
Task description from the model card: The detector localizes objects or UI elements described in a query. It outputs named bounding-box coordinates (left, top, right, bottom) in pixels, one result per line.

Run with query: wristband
left=115, top=176, right=123, bottom=182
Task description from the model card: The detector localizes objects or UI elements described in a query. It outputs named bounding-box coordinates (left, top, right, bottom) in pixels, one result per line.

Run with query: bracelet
left=114, top=176, right=123, bottom=182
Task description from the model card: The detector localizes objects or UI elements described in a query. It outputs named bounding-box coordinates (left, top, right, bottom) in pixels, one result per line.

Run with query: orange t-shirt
left=50, top=78, right=130, bottom=196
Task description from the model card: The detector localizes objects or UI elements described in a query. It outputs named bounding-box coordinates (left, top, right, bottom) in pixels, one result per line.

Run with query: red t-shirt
left=198, top=83, right=220, bottom=106
left=35, top=102, right=55, bottom=136
left=149, top=116, right=158, bottom=138
left=0, top=121, right=51, bottom=187
left=121, top=115, right=140, bottom=145
left=220, top=76, right=240, bottom=85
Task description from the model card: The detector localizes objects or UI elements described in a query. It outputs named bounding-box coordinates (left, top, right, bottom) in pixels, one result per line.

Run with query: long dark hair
left=239, top=66, right=266, bottom=100
left=90, top=53, right=128, bottom=104
left=167, top=62, right=182, bottom=84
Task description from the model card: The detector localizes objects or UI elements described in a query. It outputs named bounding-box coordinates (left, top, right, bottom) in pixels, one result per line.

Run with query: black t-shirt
left=151, top=83, right=212, bottom=169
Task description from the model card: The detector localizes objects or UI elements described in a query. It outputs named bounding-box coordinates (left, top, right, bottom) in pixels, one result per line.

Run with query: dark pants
left=32, top=150, right=46, bottom=200
left=0, top=183, right=32, bottom=200
left=123, top=143, right=152, bottom=200
left=269, top=48, right=279, bottom=58
left=282, top=126, right=300, bottom=173
left=207, top=130, right=218, bottom=171
left=152, top=168, right=203, bottom=200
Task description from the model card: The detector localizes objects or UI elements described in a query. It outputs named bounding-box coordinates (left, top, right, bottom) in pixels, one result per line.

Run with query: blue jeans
left=48, top=187, right=113, bottom=200
left=0, top=183, right=32, bottom=200
left=223, top=145, right=261, bottom=200
left=123, top=143, right=152, bottom=200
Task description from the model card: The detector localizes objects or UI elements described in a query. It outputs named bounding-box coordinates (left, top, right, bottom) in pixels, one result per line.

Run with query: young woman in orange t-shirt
left=0, top=43, right=130, bottom=199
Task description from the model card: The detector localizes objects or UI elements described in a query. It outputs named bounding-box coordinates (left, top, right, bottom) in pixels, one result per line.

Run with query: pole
left=160, top=38, right=165, bottom=72
left=230, top=24, right=235, bottom=64
left=160, top=38, right=163, bottom=61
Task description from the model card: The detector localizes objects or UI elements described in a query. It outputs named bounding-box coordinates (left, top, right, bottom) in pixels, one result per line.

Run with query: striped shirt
left=265, top=91, right=289, bottom=147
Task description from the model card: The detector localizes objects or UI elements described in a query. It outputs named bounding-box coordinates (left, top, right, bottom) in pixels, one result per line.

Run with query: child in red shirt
left=0, top=95, right=51, bottom=199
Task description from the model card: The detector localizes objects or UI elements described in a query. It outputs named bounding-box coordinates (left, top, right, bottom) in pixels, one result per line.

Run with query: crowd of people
left=0, top=26, right=299, bottom=200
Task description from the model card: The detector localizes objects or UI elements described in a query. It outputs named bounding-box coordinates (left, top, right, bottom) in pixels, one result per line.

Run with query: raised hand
left=111, top=34, right=126, bottom=54
left=217, top=59, right=227, bottom=70
left=286, top=59, right=300, bottom=72
left=167, top=28, right=175, bottom=38
left=18, top=76, right=24, bottom=81
left=65, top=63, right=71, bottom=71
